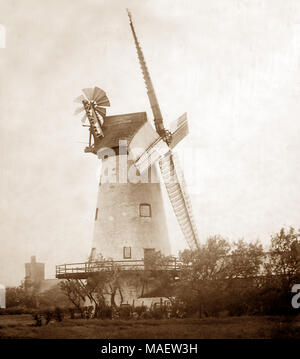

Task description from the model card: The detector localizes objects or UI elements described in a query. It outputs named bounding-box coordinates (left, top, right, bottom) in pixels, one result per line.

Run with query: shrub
left=150, top=306, right=167, bottom=319
left=43, top=310, right=53, bottom=325
left=119, top=305, right=132, bottom=320
left=140, top=311, right=153, bottom=319
left=68, top=307, right=75, bottom=319
left=32, top=312, right=42, bottom=326
left=96, top=305, right=112, bottom=319
left=81, top=306, right=93, bottom=319
left=134, top=306, right=147, bottom=318
left=53, top=307, right=64, bottom=322
left=0, top=307, right=33, bottom=315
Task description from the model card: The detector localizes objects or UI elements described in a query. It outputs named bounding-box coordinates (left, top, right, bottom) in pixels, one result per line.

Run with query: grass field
left=1, top=315, right=300, bottom=339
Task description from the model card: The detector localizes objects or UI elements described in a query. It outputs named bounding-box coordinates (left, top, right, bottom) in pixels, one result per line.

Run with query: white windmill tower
left=73, top=10, right=200, bottom=266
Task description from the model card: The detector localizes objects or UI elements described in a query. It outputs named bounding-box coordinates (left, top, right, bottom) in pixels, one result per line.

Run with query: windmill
left=55, top=10, right=201, bottom=308
left=126, top=9, right=200, bottom=250
left=73, top=10, right=199, bottom=266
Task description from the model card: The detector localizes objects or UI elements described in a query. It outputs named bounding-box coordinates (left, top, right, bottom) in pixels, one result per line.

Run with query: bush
left=43, top=310, right=53, bottom=325
left=150, top=307, right=166, bottom=319
left=32, top=313, right=42, bottom=326
left=0, top=307, right=34, bottom=315
left=82, top=306, right=93, bottom=319
left=96, top=305, right=112, bottom=319
left=68, top=307, right=75, bottom=319
left=53, top=307, right=64, bottom=322
left=140, top=311, right=153, bottom=319
left=119, top=305, right=132, bottom=320
left=134, top=306, right=147, bottom=318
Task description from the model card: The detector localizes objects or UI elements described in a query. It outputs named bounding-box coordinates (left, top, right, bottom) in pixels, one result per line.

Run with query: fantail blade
left=95, top=106, right=106, bottom=117
left=74, top=95, right=85, bottom=103
left=82, top=88, right=94, bottom=100
left=93, top=87, right=110, bottom=106
left=81, top=114, right=87, bottom=123
left=97, top=97, right=110, bottom=107
left=93, top=87, right=105, bottom=101
left=74, top=107, right=85, bottom=115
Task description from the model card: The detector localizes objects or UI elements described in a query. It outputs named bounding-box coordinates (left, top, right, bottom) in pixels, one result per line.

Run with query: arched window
left=139, top=203, right=151, bottom=217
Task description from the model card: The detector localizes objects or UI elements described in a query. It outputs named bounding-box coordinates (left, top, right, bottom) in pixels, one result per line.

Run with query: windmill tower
left=74, top=10, right=200, bottom=266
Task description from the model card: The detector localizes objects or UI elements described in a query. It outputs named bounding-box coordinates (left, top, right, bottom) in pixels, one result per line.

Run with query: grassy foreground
left=0, top=315, right=300, bottom=339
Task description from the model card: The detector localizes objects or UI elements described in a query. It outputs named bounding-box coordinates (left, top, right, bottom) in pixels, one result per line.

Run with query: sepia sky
left=0, top=0, right=300, bottom=286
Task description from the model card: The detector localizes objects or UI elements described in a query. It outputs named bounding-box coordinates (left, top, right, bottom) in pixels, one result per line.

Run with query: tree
left=6, top=282, right=37, bottom=309
left=85, top=254, right=124, bottom=309
left=178, top=236, right=232, bottom=316
left=86, top=267, right=123, bottom=310
left=60, top=259, right=124, bottom=318
left=60, top=280, right=86, bottom=315
left=267, top=227, right=300, bottom=280
left=260, top=227, right=300, bottom=314
left=227, top=239, right=263, bottom=279
left=225, top=240, right=263, bottom=315
left=134, top=251, right=177, bottom=299
left=37, top=284, right=70, bottom=309
left=177, top=236, right=264, bottom=316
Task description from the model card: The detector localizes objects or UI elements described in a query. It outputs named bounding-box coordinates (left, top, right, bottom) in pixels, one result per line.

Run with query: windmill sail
left=129, top=121, right=169, bottom=174
left=129, top=113, right=189, bottom=173
left=127, top=10, right=200, bottom=250
left=169, top=112, right=189, bottom=149
left=127, top=9, right=168, bottom=141
left=159, top=152, right=200, bottom=250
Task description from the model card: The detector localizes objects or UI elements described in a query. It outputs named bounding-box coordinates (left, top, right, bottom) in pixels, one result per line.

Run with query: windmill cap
left=93, top=112, right=147, bottom=152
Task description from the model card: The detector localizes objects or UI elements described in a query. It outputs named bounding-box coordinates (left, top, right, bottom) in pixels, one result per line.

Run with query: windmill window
left=123, top=247, right=131, bottom=259
left=95, top=208, right=98, bottom=220
left=139, top=203, right=151, bottom=217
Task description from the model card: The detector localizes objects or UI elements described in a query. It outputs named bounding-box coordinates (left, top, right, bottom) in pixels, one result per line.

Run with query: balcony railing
left=56, top=258, right=182, bottom=279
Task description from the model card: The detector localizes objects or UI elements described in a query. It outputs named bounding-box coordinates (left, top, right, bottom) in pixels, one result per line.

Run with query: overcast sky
left=0, top=0, right=300, bottom=286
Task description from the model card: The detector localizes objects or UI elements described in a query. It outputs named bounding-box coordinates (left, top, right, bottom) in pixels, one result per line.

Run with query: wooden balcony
left=56, top=258, right=182, bottom=279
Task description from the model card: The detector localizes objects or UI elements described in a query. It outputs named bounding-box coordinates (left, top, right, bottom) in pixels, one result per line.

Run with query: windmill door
left=144, top=248, right=155, bottom=270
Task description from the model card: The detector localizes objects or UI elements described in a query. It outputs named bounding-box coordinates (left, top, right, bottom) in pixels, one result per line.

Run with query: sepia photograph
left=1, top=0, right=300, bottom=346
